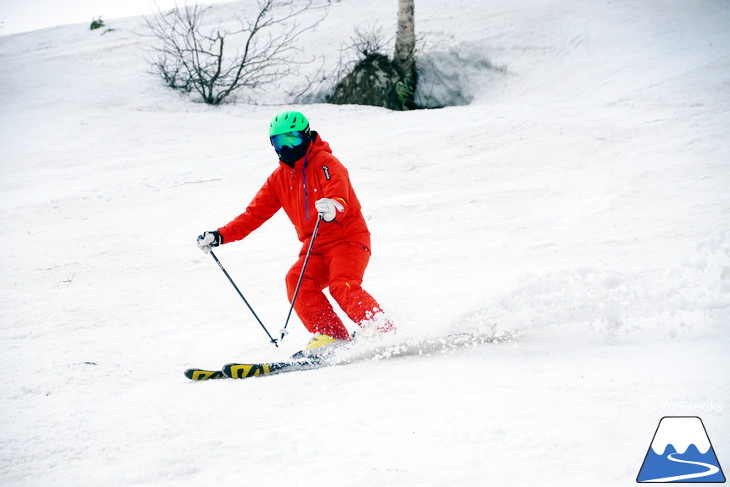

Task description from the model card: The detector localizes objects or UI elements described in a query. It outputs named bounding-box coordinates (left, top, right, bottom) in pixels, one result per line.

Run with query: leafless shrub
left=288, top=24, right=392, bottom=103
left=144, top=0, right=326, bottom=105
left=351, top=24, right=391, bottom=59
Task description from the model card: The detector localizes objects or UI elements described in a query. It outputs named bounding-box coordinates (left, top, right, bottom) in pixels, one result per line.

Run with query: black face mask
left=277, top=137, right=311, bottom=168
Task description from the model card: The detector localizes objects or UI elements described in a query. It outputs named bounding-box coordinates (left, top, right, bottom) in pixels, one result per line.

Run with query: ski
left=184, top=357, right=326, bottom=381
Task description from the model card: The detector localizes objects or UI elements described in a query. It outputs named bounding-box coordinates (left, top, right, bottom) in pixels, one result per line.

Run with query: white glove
left=315, top=198, right=344, bottom=222
left=196, top=230, right=222, bottom=254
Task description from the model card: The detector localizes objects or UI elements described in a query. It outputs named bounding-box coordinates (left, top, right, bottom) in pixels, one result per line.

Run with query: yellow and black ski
left=184, top=358, right=325, bottom=381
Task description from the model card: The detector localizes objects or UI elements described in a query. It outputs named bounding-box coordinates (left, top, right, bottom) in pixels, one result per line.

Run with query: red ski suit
left=218, top=132, right=384, bottom=339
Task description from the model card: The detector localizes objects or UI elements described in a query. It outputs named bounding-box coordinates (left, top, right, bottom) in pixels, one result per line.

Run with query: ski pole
left=280, top=216, right=322, bottom=341
left=209, top=250, right=279, bottom=347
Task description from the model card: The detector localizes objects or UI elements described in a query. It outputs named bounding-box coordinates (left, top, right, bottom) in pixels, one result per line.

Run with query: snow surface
left=1, top=0, right=729, bottom=485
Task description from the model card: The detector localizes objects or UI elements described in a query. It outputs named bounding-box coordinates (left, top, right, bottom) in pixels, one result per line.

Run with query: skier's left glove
left=315, top=198, right=344, bottom=222
left=197, top=230, right=222, bottom=254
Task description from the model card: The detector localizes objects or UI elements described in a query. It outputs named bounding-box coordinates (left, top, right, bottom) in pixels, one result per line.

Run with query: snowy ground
left=1, top=0, right=729, bottom=485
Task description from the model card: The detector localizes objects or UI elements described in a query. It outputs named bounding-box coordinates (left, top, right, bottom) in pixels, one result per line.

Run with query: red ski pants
left=285, top=241, right=383, bottom=339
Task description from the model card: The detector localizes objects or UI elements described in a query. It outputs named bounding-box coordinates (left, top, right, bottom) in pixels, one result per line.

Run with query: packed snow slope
left=1, top=0, right=729, bottom=485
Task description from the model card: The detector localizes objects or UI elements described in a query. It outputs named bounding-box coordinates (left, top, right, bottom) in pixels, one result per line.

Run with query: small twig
left=172, top=178, right=222, bottom=188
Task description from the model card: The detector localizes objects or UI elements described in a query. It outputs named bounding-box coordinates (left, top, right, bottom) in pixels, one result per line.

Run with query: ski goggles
left=270, top=131, right=304, bottom=152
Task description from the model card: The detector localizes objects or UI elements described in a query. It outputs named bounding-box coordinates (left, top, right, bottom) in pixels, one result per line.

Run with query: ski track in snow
left=1, top=0, right=729, bottom=486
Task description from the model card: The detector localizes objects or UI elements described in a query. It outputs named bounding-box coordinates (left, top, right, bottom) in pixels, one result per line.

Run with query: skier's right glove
left=197, top=230, right=222, bottom=254
left=315, top=198, right=345, bottom=222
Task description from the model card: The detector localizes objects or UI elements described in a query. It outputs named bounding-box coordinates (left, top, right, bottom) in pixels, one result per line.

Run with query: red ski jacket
left=218, top=132, right=371, bottom=253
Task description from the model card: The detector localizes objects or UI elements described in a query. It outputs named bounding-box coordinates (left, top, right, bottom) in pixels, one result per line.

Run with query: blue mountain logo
left=637, top=416, right=725, bottom=483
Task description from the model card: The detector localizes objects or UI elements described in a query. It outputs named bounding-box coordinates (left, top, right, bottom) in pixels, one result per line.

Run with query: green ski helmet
left=269, top=111, right=310, bottom=137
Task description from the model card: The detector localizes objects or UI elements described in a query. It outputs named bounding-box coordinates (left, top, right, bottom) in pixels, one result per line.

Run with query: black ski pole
left=280, top=216, right=322, bottom=341
left=209, top=250, right=278, bottom=347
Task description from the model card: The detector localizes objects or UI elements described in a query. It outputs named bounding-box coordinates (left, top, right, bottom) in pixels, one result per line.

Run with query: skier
left=197, top=111, right=394, bottom=357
